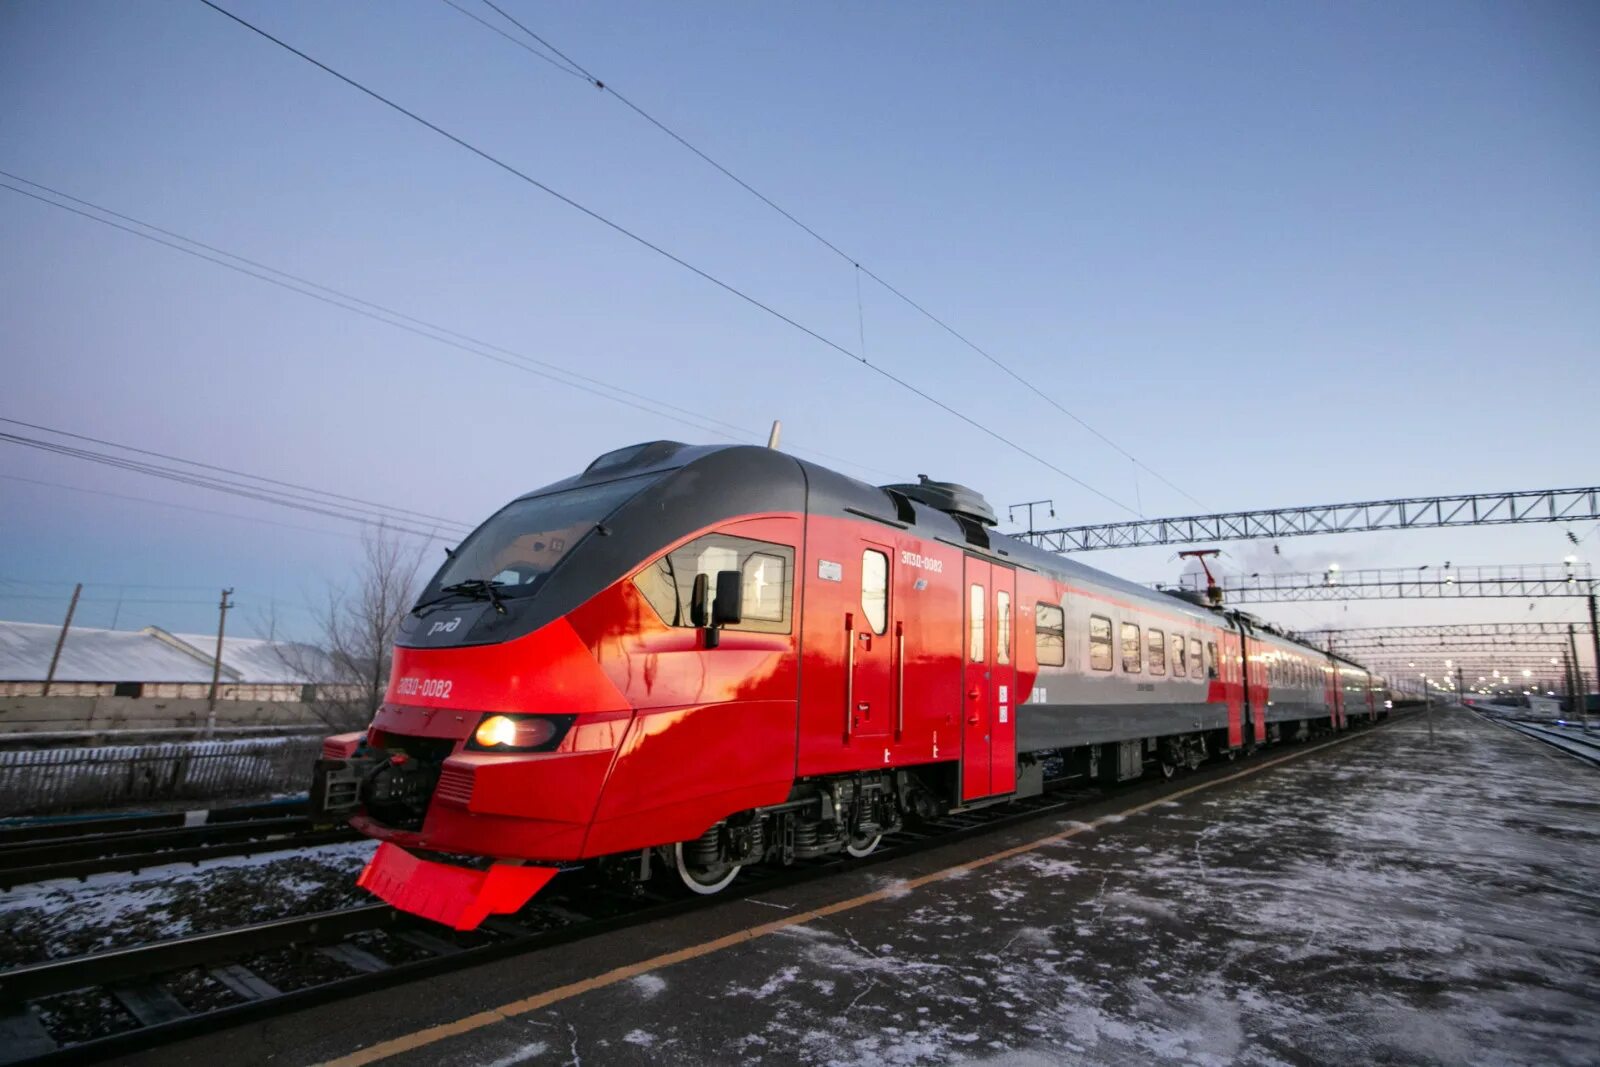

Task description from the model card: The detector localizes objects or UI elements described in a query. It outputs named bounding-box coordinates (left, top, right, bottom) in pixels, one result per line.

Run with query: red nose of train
left=314, top=617, right=633, bottom=928
left=356, top=841, right=557, bottom=930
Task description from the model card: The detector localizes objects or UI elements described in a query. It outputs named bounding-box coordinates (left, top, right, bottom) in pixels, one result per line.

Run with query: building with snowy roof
left=0, top=620, right=340, bottom=702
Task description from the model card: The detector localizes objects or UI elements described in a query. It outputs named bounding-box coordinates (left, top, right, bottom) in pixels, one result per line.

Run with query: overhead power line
left=1023, top=486, right=1600, bottom=551
left=0, top=177, right=744, bottom=444
left=0, top=471, right=430, bottom=544
left=0, top=425, right=465, bottom=540
left=457, top=0, right=1202, bottom=512
left=195, top=0, right=1136, bottom=516
left=0, top=415, right=467, bottom=531
left=0, top=172, right=898, bottom=483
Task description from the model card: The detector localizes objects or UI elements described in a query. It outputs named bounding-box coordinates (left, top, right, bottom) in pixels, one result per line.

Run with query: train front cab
left=319, top=446, right=1029, bottom=928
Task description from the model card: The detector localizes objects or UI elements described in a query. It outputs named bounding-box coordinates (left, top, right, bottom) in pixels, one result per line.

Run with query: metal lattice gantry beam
left=1301, top=622, right=1594, bottom=641
left=1362, top=652, right=1574, bottom=665
left=1164, top=563, right=1595, bottom=603
left=1021, top=486, right=1600, bottom=551
left=1329, top=640, right=1570, bottom=655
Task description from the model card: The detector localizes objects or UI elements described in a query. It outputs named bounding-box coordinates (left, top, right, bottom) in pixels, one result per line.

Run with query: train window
left=743, top=552, right=787, bottom=622
left=427, top=473, right=658, bottom=600
left=969, top=585, right=986, bottom=662
left=1205, top=641, right=1218, bottom=679
left=996, top=591, right=1012, bottom=665
left=1172, top=634, right=1186, bottom=677
left=633, top=533, right=795, bottom=634
left=1121, top=622, right=1142, bottom=673
left=1089, top=614, right=1113, bottom=671
left=1149, top=629, right=1166, bottom=675
left=861, top=550, right=888, bottom=634
left=1190, top=638, right=1202, bottom=679
left=1035, top=603, right=1065, bottom=667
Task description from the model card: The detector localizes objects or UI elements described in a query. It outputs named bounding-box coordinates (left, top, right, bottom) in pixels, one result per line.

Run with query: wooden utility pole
left=41, top=583, right=82, bottom=697
left=206, top=588, right=234, bottom=734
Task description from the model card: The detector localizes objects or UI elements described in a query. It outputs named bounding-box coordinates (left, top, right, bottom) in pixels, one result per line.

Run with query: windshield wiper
left=414, top=579, right=508, bottom=615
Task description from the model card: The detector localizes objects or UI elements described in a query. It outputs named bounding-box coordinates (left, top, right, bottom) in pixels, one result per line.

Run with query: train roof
left=520, top=442, right=1366, bottom=670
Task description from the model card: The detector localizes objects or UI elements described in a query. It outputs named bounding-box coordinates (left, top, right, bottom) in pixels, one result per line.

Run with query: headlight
left=468, top=713, right=575, bottom=753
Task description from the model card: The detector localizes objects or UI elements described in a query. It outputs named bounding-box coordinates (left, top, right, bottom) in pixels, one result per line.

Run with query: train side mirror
left=712, top=570, right=743, bottom=626
left=689, top=573, right=710, bottom=629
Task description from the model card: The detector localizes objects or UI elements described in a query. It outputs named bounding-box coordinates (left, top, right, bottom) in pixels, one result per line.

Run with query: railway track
left=1495, top=717, right=1600, bottom=767
left=0, top=718, right=1399, bottom=1065
left=0, top=799, right=358, bottom=888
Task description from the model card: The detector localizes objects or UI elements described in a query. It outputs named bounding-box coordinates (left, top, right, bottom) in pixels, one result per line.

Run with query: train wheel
left=845, top=832, right=882, bottom=858
left=671, top=842, right=741, bottom=895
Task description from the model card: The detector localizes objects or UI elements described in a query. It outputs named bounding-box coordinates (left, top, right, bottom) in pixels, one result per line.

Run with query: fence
left=0, top=735, right=323, bottom=816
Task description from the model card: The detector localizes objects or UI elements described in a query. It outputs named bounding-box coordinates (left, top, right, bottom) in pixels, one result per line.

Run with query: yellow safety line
left=320, top=725, right=1382, bottom=1066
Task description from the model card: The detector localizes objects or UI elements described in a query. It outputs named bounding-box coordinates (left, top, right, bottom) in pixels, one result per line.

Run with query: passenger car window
left=633, top=533, right=795, bottom=634
left=1172, top=634, right=1186, bottom=677
left=1149, top=629, right=1166, bottom=675
left=1121, top=622, right=1142, bottom=673
left=1205, top=641, right=1218, bottom=679
left=1035, top=602, right=1065, bottom=667
left=861, top=549, right=888, bottom=635
left=1190, top=638, right=1203, bottom=679
left=1089, top=614, right=1113, bottom=671
left=996, top=590, right=1012, bottom=665
left=969, top=584, right=985, bottom=662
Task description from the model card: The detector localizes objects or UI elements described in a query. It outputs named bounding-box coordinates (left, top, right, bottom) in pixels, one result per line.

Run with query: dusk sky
left=2, top=2, right=1596, bottom=675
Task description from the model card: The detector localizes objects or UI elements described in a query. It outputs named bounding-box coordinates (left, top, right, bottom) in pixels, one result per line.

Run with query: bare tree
left=275, top=524, right=431, bottom=732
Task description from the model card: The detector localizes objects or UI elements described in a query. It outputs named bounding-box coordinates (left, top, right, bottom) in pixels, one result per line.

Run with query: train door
left=1234, top=621, right=1255, bottom=749
left=848, top=544, right=894, bottom=750
left=961, top=558, right=1016, bottom=800
left=990, top=566, right=1016, bottom=795
left=1328, top=660, right=1343, bottom=728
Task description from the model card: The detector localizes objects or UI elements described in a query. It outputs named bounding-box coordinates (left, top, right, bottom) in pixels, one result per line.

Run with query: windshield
left=421, top=474, right=657, bottom=604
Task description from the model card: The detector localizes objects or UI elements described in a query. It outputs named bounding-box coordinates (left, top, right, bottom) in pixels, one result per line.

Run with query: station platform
left=133, top=708, right=1600, bottom=1066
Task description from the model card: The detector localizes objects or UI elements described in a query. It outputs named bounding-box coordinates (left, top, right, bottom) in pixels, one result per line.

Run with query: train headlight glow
left=468, top=713, right=575, bottom=752
left=474, top=715, right=523, bottom=749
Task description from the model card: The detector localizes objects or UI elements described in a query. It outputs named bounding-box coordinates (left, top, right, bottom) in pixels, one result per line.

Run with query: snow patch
left=629, top=973, right=666, bottom=999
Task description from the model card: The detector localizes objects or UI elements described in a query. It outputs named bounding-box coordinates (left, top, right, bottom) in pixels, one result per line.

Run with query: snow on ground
left=0, top=840, right=376, bottom=965
left=490, top=711, right=1599, bottom=1065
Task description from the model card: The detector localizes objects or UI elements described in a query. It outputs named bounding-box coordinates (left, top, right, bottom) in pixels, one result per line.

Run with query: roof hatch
left=880, top=475, right=998, bottom=527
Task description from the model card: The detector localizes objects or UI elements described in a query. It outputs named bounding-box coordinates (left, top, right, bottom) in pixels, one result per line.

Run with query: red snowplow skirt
left=357, top=841, right=557, bottom=930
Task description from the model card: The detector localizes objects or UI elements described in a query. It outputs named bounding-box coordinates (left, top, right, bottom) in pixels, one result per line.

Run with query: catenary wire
left=0, top=173, right=892, bottom=481
left=0, top=415, right=470, bottom=531
left=0, top=471, right=438, bottom=544
left=0, top=431, right=453, bottom=540
left=466, top=0, right=1203, bottom=511
left=195, top=0, right=1137, bottom=516
left=0, top=180, right=750, bottom=448
left=0, top=169, right=753, bottom=442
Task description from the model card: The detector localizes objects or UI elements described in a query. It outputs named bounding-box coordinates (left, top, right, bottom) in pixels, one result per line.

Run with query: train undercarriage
left=322, top=716, right=1357, bottom=902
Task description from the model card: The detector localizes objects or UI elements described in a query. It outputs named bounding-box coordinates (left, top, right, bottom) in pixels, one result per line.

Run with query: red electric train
left=313, top=441, right=1386, bottom=929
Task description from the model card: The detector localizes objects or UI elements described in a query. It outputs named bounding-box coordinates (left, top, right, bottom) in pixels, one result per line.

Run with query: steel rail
left=0, top=826, right=361, bottom=888
left=1497, top=719, right=1600, bottom=768
left=0, top=798, right=309, bottom=846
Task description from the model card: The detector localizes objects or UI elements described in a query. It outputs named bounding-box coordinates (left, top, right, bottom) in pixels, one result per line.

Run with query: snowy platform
left=132, top=708, right=1600, bottom=1066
